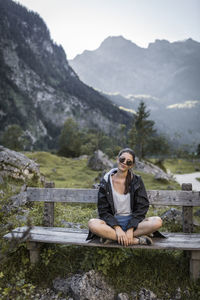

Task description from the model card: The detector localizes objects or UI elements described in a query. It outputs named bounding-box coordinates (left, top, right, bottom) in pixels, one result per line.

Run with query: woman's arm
left=98, top=181, right=119, bottom=228
left=127, top=177, right=149, bottom=230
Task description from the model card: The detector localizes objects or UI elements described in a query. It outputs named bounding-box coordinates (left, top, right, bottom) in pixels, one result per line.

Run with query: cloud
left=167, top=100, right=199, bottom=109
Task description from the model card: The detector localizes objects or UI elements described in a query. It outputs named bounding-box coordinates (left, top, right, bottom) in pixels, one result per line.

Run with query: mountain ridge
left=0, top=0, right=131, bottom=150
left=70, top=35, right=200, bottom=102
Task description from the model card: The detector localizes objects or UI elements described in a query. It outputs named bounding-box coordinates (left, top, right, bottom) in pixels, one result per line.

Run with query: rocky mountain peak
left=0, top=0, right=131, bottom=150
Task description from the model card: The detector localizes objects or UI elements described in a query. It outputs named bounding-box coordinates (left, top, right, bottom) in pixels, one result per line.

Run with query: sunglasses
left=119, top=156, right=133, bottom=166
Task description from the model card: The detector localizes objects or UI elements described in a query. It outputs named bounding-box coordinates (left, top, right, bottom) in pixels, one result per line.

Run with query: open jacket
left=87, top=168, right=149, bottom=240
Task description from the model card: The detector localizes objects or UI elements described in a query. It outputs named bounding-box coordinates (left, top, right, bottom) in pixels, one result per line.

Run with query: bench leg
left=26, top=242, right=40, bottom=264
left=190, top=251, right=200, bottom=280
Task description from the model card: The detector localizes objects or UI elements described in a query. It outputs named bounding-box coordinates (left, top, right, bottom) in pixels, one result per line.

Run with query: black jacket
left=87, top=168, right=149, bottom=240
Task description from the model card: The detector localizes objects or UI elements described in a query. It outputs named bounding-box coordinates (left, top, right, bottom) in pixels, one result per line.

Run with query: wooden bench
left=4, top=182, right=200, bottom=280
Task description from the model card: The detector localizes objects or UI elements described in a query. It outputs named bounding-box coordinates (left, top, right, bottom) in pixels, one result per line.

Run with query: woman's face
left=117, top=152, right=134, bottom=172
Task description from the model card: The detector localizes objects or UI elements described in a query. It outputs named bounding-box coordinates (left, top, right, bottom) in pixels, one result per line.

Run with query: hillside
left=0, top=0, right=130, bottom=150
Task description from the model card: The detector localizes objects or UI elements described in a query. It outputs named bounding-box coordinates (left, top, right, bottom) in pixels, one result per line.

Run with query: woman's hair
left=118, top=148, right=135, bottom=194
left=118, top=148, right=135, bottom=163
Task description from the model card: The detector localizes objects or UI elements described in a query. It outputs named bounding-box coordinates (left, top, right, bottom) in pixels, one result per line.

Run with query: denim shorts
left=115, top=215, right=132, bottom=231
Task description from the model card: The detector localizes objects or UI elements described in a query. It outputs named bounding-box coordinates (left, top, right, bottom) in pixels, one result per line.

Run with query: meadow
left=0, top=152, right=200, bottom=299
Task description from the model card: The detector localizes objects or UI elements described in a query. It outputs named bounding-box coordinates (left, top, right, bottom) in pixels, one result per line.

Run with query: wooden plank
left=27, top=188, right=200, bottom=206
left=190, top=251, right=200, bottom=280
left=43, top=182, right=55, bottom=227
left=182, top=183, right=193, bottom=233
left=4, top=227, right=200, bottom=250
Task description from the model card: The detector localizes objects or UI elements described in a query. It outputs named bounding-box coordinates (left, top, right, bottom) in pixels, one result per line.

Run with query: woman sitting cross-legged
left=87, top=148, right=163, bottom=246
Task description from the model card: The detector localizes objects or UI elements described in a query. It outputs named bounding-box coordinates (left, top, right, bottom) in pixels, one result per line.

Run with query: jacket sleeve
left=127, top=177, right=149, bottom=230
left=98, top=181, right=119, bottom=228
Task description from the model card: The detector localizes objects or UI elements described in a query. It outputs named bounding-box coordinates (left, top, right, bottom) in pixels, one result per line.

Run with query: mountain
left=70, top=36, right=200, bottom=103
left=70, top=36, right=200, bottom=148
left=0, top=0, right=130, bottom=150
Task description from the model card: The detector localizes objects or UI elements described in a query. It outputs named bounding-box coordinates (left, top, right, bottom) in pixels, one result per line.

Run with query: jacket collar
left=103, top=168, right=140, bottom=189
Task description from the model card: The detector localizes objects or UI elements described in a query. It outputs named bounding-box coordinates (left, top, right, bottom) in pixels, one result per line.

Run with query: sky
left=14, top=0, right=200, bottom=59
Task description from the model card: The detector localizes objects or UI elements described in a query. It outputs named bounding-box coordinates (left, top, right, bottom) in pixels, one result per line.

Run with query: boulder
left=194, top=209, right=200, bottom=217
left=117, top=292, right=130, bottom=300
left=134, top=157, right=171, bottom=182
left=138, top=288, right=157, bottom=300
left=154, top=173, right=170, bottom=183
left=0, top=145, right=41, bottom=182
left=70, top=270, right=115, bottom=300
left=53, top=277, right=71, bottom=295
left=161, top=208, right=182, bottom=225
left=88, top=150, right=114, bottom=171
left=53, top=270, right=115, bottom=300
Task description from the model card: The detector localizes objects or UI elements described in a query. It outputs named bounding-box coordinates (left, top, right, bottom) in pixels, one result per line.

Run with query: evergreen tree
left=58, top=118, right=81, bottom=157
left=128, top=122, right=137, bottom=150
left=129, top=101, right=156, bottom=159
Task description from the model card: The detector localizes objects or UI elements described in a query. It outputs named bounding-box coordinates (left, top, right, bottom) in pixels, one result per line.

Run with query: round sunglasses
left=119, top=156, right=133, bottom=166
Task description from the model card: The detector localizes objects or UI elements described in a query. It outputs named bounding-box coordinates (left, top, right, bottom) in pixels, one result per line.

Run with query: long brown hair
left=118, top=148, right=135, bottom=194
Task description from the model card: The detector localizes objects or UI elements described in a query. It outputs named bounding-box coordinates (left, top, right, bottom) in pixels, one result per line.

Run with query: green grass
left=163, top=158, right=200, bottom=174
left=196, top=177, right=200, bottom=182
left=25, top=151, right=100, bottom=188
left=134, top=170, right=180, bottom=190
left=1, top=152, right=200, bottom=299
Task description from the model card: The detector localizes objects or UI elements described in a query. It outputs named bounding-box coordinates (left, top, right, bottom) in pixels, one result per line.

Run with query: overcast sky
left=14, top=0, right=200, bottom=59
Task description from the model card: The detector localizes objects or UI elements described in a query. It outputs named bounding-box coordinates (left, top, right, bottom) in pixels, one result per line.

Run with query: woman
left=88, top=148, right=162, bottom=246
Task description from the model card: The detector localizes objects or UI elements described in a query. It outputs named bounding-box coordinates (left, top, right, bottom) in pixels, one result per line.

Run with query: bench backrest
left=27, top=187, right=200, bottom=206
left=26, top=183, right=199, bottom=233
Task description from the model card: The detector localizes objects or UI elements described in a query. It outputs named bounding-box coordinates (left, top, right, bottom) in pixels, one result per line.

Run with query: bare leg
left=88, top=216, right=162, bottom=244
left=133, top=216, right=163, bottom=237
left=88, top=219, right=117, bottom=241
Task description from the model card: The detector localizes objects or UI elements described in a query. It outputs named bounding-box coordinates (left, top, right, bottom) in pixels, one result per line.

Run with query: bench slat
left=4, top=226, right=200, bottom=250
left=27, top=188, right=200, bottom=206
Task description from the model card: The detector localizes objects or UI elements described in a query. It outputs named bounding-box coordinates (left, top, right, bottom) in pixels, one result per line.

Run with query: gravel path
left=174, top=172, right=200, bottom=191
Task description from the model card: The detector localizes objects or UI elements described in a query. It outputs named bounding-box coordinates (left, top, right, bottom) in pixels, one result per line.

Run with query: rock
left=53, top=277, right=71, bottom=295
left=134, top=157, right=171, bottom=182
left=175, top=287, right=181, bottom=300
left=117, top=292, right=130, bottom=300
left=194, top=209, right=200, bottom=217
left=130, top=291, right=137, bottom=300
left=154, top=173, right=169, bottom=183
left=138, top=288, right=157, bottom=300
left=0, top=145, right=41, bottom=182
left=70, top=270, right=115, bottom=300
left=161, top=208, right=182, bottom=225
left=92, top=183, right=100, bottom=189
left=88, top=150, right=114, bottom=171
left=10, top=191, right=28, bottom=207
left=167, top=185, right=175, bottom=190
left=60, top=221, right=84, bottom=229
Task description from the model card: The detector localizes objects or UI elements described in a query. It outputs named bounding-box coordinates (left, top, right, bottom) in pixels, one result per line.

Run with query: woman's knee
left=88, top=218, right=104, bottom=231
left=152, top=216, right=163, bottom=229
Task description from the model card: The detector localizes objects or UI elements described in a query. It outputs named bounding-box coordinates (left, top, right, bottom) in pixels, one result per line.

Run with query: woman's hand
left=114, top=226, right=128, bottom=246
left=126, top=227, right=134, bottom=245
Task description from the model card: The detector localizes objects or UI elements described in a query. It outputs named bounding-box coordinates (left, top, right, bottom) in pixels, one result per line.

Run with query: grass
left=163, top=158, right=200, bottom=174
left=1, top=152, right=200, bottom=299
left=25, top=151, right=100, bottom=188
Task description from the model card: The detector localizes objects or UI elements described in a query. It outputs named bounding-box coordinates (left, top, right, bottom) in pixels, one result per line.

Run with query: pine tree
left=129, top=101, right=156, bottom=159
